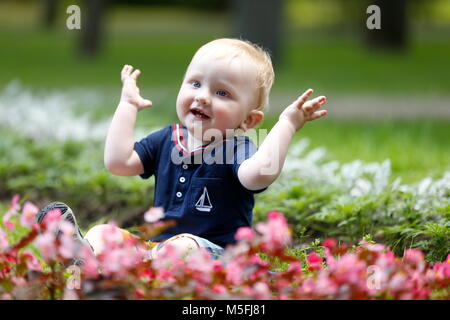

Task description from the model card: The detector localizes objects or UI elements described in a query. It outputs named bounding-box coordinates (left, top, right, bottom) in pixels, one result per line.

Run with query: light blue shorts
left=152, top=233, right=224, bottom=260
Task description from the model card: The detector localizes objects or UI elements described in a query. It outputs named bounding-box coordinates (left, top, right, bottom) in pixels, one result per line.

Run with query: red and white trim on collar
left=172, top=124, right=210, bottom=156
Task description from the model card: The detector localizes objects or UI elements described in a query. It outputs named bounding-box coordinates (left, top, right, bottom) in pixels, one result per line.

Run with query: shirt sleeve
left=231, top=135, right=268, bottom=194
left=133, top=126, right=170, bottom=179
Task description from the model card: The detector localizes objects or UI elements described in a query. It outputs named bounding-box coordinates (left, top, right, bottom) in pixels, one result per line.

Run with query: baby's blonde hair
left=190, top=38, right=275, bottom=112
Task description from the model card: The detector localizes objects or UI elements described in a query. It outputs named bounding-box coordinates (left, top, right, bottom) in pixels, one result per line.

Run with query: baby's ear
left=239, top=110, right=264, bottom=131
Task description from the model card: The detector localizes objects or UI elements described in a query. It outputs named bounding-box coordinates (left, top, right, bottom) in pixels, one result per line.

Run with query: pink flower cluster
left=1, top=197, right=449, bottom=300
left=287, top=240, right=450, bottom=299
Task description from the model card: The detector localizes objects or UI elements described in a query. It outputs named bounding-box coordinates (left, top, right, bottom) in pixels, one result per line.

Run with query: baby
left=38, top=38, right=327, bottom=261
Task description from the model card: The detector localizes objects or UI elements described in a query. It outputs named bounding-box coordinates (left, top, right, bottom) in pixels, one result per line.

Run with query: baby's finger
left=141, top=99, right=153, bottom=109
left=131, top=69, right=141, bottom=80
left=121, top=65, right=129, bottom=80
left=303, top=96, right=326, bottom=113
left=121, top=65, right=134, bottom=81
left=295, top=89, right=314, bottom=109
left=308, top=109, right=328, bottom=121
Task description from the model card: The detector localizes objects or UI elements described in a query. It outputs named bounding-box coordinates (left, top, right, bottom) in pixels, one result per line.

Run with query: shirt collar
left=172, top=124, right=212, bottom=156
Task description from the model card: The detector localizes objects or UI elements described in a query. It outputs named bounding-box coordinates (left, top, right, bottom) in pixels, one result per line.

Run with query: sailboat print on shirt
left=195, top=187, right=213, bottom=212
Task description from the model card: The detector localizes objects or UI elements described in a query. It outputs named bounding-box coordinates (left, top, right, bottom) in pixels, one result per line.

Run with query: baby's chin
left=184, top=122, right=238, bottom=141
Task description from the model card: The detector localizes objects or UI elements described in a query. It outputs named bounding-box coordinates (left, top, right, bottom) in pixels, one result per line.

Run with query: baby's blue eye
left=192, top=81, right=201, bottom=88
left=216, top=90, right=227, bottom=97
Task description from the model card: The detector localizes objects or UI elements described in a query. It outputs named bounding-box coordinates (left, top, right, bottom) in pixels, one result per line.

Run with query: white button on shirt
left=176, top=192, right=182, bottom=198
left=182, top=164, right=188, bottom=170
left=179, top=177, right=186, bottom=183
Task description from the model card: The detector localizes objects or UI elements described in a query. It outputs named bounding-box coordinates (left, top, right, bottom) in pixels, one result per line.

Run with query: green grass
left=276, top=38, right=450, bottom=94
left=2, top=30, right=449, bottom=95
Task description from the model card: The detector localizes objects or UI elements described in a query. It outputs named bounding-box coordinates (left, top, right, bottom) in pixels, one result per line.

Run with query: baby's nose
left=195, top=93, right=211, bottom=106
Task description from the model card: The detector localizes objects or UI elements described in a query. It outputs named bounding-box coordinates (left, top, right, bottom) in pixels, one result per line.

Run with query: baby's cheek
left=214, top=112, right=234, bottom=127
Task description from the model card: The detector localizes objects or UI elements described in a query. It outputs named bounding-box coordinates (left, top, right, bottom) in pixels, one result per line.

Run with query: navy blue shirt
left=134, top=124, right=266, bottom=247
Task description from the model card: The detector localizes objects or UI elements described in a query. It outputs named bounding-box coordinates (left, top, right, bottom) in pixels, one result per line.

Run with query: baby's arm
left=238, top=89, right=327, bottom=190
left=104, top=65, right=153, bottom=176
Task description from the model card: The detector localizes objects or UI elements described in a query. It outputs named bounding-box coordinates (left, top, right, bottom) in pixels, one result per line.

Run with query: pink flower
left=388, top=272, right=408, bottom=291
left=41, top=209, right=63, bottom=234
left=0, top=228, right=9, bottom=250
left=79, top=245, right=100, bottom=277
left=11, top=194, right=20, bottom=208
left=58, top=221, right=76, bottom=259
left=359, top=240, right=387, bottom=253
left=2, top=195, right=20, bottom=231
left=12, top=276, right=26, bottom=286
left=101, top=222, right=124, bottom=246
left=62, top=288, right=79, bottom=300
left=134, top=288, right=145, bottom=299
left=20, top=201, right=39, bottom=228
left=151, top=243, right=184, bottom=270
left=307, top=252, right=323, bottom=271
left=212, top=260, right=225, bottom=273
left=235, top=227, right=255, bottom=242
left=403, top=249, right=424, bottom=266
left=287, top=261, right=303, bottom=275
left=255, top=211, right=291, bottom=251
left=431, top=259, right=450, bottom=282
left=21, top=251, right=42, bottom=272
left=144, top=207, right=165, bottom=223
left=225, top=259, right=245, bottom=285
left=299, top=277, right=315, bottom=295
left=212, top=284, right=227, bottom=294
left=252, top=282, right=272, bottom=299
left=3, top=221, right=15, bottom=232
left=324, top=248, right=337, bottom=269
left=315, top=273, right=338, bottom=297
left=186, top=248, right=215, bottom=275
left=34, top=232, right=57, bottom=261
left=156, top=268, right=175, bottom=282
left=98, top=230, right=146, bottom=277
left=1, top=293, right=12, bottom=300
left=376, top=251, right=396, bottom=268
left=332, top=253, right=367, bottom=286
left=323, top=238, right=337, bottom=250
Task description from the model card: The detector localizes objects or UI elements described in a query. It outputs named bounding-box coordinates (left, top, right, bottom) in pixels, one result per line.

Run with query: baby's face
left=176, top=49, right=258, bottom=141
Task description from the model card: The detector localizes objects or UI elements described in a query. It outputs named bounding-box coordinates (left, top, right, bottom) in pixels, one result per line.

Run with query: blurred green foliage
left=283, top=119, right=450, bottom=184
left=0, top=128, right=154, bottom=229
left=111, top=0, right=227, bottom=10
left=1, top=2, right=449, bottom=94
left=253, top=169, right=450, bottom=262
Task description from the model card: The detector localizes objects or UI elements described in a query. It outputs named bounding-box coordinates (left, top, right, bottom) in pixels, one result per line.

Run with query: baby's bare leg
left=86, top=227, right=200, bottom=259
left=84, top=224, right=135, bottom=255
left=151, top=233, right=200, bottom=259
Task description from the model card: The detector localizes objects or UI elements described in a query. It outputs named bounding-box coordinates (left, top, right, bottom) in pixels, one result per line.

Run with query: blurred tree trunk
left=79, top=0, right=108, bottom=57
left=41, top=0, right=58, bottom=29
left=231, top=0, right=283, bottom=65
left=366, top=0, right=408, bottom=50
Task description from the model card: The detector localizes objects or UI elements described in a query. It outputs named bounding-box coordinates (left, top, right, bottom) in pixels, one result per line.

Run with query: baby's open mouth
left=191, top=109, right=210, bottom=120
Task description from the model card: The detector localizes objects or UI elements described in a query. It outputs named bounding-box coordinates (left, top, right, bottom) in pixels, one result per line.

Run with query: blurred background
left=0, top=0, right=449, bottom=227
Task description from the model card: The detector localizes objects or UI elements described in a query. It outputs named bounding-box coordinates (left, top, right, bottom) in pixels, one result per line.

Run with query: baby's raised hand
left=279, top=89, right=328, bottom=131
left=120, top=65, right=153, bottom=111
